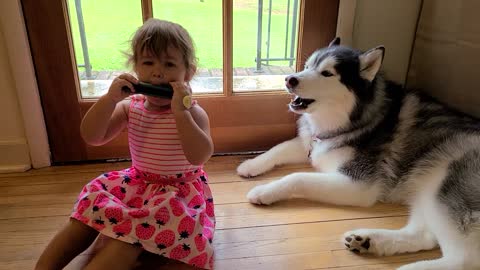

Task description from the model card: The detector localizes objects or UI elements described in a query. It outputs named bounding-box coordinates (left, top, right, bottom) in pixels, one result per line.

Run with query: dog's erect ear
left=328, top=37, right=341, bottom=47
left=359, top=46, right=385, bottom=81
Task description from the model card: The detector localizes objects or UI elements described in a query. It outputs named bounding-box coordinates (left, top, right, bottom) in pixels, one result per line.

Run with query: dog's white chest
left=309, top=140, right=354, bottom=173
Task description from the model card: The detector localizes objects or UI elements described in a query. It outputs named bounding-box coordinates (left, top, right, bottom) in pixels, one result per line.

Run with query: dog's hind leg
left=397, top=159, right=480, bottom=270
left=343, top=206, right=438, bottom=256
left=246, top=172, right=380, bottom=206
left=237, top=136, right=309, bottom=177
left=394, top=224, right=480, bottom=270
left=396, top=203, right=480, bottom=269
left=396, top=257, right=472, bottom=270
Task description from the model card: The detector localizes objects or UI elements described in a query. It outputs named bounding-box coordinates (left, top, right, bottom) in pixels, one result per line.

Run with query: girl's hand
left=170, top=81, right=192, bottom=113
left=105, top=73, right=139, bottom=104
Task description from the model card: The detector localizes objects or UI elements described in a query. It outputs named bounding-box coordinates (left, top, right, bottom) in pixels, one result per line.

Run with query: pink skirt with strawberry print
left=71, top=167, right=215, bottom=269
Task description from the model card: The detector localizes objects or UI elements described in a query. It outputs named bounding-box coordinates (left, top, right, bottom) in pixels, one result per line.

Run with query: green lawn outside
left=67, top=0, right=298, bottom=72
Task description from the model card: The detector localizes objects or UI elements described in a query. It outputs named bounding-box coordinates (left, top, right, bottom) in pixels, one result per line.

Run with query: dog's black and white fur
left=237, top=38, right=480, bottom=270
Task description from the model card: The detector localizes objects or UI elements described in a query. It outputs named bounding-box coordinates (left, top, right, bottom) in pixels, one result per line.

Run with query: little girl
left=36, top=19, right=215, bottom=270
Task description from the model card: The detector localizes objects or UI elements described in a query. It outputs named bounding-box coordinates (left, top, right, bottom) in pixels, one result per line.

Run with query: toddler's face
left=135, top=46, right=189, bottom=107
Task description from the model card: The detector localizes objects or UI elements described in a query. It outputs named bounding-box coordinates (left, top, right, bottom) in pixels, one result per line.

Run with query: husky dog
left=237, top=38, right=480, bottom=270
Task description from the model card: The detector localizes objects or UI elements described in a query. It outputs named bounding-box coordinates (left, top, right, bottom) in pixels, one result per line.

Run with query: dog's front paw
left=237, top=158, right=270, bottom=178
left=246, top=184, right=278, bottom=205
left=343, top=231, right=374, bottom=255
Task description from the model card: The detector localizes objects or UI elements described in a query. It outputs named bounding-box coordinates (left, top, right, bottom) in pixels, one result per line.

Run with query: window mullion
left=222, top=0, right=233, bottom=96
left=141, top=0, right=153, bottom=22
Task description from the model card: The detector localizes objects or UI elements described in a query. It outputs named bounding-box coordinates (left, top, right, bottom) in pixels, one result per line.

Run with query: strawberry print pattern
left=71, top=168, right=215, bottom=269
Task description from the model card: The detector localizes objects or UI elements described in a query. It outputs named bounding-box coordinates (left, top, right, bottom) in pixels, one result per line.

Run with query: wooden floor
left=0, top=155, right=441, bottom=270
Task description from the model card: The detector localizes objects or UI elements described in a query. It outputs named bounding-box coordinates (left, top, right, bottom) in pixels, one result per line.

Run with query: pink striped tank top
left=127, top=95, right=201, bottom=175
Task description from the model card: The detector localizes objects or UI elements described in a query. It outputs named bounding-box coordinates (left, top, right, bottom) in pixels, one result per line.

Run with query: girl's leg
left=136, top=252, right=201, bottom=269
left=35, top=218, right=99, bottom=270
left=83, top=238, right=143, bottom=270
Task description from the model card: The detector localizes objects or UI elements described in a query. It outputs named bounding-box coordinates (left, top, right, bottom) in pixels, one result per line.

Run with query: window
left=22, top=0, right=339, bottom=162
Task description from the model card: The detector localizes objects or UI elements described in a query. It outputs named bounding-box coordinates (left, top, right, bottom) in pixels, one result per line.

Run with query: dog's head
left=286, top=38, right=385, bottom=120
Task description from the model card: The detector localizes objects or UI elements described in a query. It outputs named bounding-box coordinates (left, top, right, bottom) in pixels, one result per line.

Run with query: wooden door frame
left=21, top=0, right=339, bottom=163
left=22, top=0, right=86, bottom=162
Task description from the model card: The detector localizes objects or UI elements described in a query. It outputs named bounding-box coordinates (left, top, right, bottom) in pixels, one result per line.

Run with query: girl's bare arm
left=80, top=99, right=130, bottom=146
left=173, top=105, right=213, bottom=165
left=80, top=73, right=137, bottom=146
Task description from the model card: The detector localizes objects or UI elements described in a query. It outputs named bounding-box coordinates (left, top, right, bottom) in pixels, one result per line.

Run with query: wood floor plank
left=314, top=264, right=406, bottom=270
left=0, top=257, right=422, bottom=270
left=0, top=172, right=101, bottom=187
left=0, top=155, right=255, bottom=179
left=314, top=263, right=406, bottom=269
left=0, top=198, right=408, bottom=229
left=0, top=156, right=441, bottom=270
left=0, top=162, right=312, bottom=187
left=214, top=249, right=440, bottom=270
left=1, top=216, right=440, bottom=267
left=0, top=161, right=130, bottom=178
left=1, top=177, right=299, bottom=204
left=0, top=178, right=408, bottom=223
left=215, top=202, right=407, bottom=229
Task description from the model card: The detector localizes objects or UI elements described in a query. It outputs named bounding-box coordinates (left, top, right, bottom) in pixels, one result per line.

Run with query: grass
left=67, top=0, right=298, bottom=72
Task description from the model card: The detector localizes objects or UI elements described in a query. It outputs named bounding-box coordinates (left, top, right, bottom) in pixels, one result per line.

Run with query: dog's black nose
left=285, top=76, right=299, bottom=88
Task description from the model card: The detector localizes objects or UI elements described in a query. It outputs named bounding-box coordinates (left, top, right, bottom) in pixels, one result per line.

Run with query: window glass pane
left=153, top=0, right=223, bottom=95
left=233, top=0, right=299, bottom=92
left=67, top=0, right=143, bottom=99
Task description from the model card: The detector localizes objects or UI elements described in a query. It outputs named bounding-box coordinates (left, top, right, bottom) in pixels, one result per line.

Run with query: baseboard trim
left=0, top=164, right=31, bottom=173
left=0, top=140, right=31, bottom=173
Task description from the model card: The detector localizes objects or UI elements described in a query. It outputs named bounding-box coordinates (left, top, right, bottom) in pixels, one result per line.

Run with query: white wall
left=0, top=0, right=50, bottom=172
left=407, top=0, right=480, bottom=117
left=0, top=25, right=31, bottom=172
left=351, top=0, right=422, bottom=84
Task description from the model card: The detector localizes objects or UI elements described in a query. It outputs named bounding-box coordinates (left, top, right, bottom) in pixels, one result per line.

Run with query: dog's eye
left=304, top=65, right=310, bottom=70
left=321, top=70, right=333, bottom=77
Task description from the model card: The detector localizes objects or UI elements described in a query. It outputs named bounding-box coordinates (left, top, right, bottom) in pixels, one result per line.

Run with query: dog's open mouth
left=289, top=96, right=315, bottom=111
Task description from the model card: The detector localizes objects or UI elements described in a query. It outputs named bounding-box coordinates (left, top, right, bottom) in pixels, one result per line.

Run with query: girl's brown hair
left=127, top=19, right=197, bottom=70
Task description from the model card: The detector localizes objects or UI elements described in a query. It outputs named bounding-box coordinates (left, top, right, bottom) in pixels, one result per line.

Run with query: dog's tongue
left=291, top=96, right=303, bottom=105
left=291, top=95, right=299, bottom=104
left=290, top=95, right=315, bottom=108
